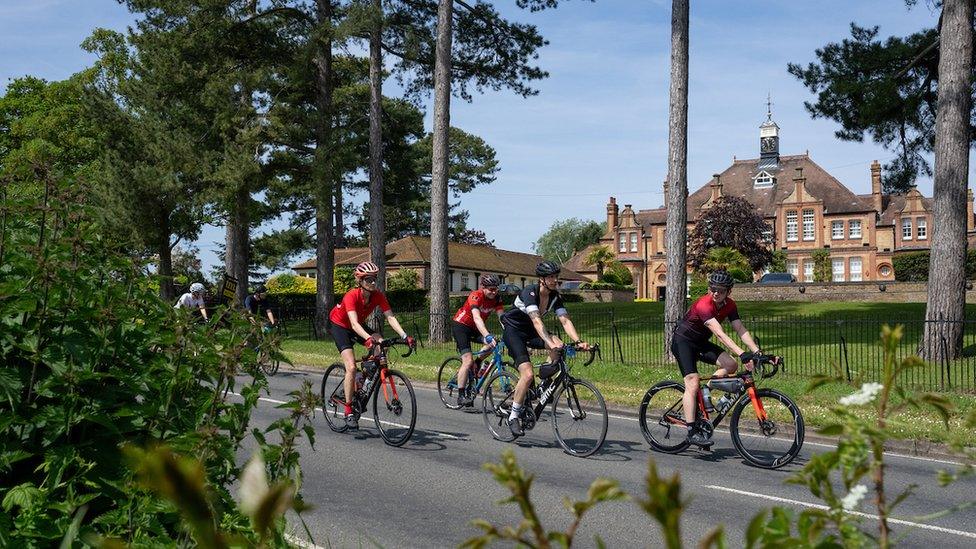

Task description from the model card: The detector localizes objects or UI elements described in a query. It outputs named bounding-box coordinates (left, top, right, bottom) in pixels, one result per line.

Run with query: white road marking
left=284, top=533, right=328, bottom=549
left=705, top=485, right=976, bottom=540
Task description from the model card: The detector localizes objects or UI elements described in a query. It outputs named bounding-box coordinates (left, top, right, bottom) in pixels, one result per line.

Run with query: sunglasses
left=362, top=277, right=377, bottom=284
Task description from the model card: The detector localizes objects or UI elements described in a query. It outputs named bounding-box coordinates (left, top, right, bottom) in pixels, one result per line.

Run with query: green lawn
left=281, top=327, right=976, bottom=448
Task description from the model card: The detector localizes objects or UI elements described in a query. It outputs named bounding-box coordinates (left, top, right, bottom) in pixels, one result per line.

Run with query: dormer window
left=753, top=171, right=775, bottom=189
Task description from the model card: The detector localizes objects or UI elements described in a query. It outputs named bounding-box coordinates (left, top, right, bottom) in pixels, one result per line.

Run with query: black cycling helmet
left=254, top=284, right=268, bottom=295
left=536, top=261, right=561, bottom=277
left=708, top=270, right=735, bottom=289
left=480, top=274, right=500, bottom=288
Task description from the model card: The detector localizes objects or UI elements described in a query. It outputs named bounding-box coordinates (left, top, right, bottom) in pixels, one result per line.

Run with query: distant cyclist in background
left=500, top=261, right=589, bottom=438
left=671, top=270, right=761, bottom=447
left=450, top=274, right=505, bottom=407
left=329, top=261, right=415, bottom=429
left=244, top=284, right=277, bottom=327
left=174, top=282, right=209, bottom=322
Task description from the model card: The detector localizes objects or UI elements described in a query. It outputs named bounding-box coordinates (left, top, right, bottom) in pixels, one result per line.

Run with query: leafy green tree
left=688, top=195, right=773, bottom=274
left=533, top=218, right=605, bottom=264
left=812, top=248, right=832, bottom=282
left=584, top=244, right=615, bottom=279
left=387, top=268, right=420, bottom=290
left=768, top=249, right=788, bottom=273
left=602, top=260, right=633, bottom=286
left=699, top=247, right=751, bottom=282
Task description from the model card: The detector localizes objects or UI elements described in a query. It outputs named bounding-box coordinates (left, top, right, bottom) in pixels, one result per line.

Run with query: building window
left=850, top=257, right=862, bottom=281
left=879, top=265, right=892, bottom=278
left=630, top=232, right=638, bottom=252
left=803, top=260, right=813, bottom=282
left=902, top=218, right=912, bottom=240
left=917, top=218, right=927, bottom=240
left=831, top=220, right=844, bottom=240
left=849, top=219, right=862, bottom=239
left=754, top=171, right=774, bottom=188
left=832, top=258, right=845, bottom=282
left=786, top=210, right=798, bottom=242
left=461, top=272, right=472, bottom=290
left=787, top=259, right=798, bottom=277
left=803, top=209, right=815, bottom=241
left=762, top=221, right=773, bottom=243
left=619, top=233, right=627, bottom=252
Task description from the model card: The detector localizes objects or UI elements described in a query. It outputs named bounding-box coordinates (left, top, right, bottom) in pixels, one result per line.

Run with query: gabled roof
left=634, top=154, right=875, bottom=226
left=291, top=235, right=587, bottom=280
left=876, top=192, right=934, bottom=226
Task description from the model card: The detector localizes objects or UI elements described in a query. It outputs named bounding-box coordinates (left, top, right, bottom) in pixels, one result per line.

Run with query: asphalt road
left=239, top=369, right=975, bottom=548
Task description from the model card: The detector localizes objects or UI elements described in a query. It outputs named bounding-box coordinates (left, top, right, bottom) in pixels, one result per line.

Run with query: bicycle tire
left=729, top=388, right=804, bottom=469
left=482, top=370, right=519, bottom=442
left=372, top=369, right=417, bottom=447
left=320, top=363, right=349, bottom=433
left=261, top=357, right=280, bottom=376
left=638, top=381, right=691, bottom=453
left=437, top=357, right=468, bottom=409
left=551, top=379, right=608, bottom=457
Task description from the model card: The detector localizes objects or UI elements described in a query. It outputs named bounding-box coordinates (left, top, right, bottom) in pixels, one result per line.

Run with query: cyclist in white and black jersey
left=500, top=260, right=590, bottom=437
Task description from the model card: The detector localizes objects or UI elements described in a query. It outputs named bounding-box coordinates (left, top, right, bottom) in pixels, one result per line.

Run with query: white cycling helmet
left=190, top=282, right=205, bottom=294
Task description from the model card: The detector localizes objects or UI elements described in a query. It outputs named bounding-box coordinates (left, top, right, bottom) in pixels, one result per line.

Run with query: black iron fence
left=274, top=306, right=976, bottom=392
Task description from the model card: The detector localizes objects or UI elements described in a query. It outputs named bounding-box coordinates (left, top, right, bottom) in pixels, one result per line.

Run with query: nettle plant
left=0, top=173, right=314, bottom=547
left=465, top=326, right=973, bottom=548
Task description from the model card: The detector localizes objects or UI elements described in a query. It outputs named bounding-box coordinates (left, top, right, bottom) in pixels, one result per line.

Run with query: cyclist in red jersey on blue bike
left=450, top=274, right=505, bottom=407
left=329, top=261, right=414, bottom=429
left=671, top=270, right=761, bottom=447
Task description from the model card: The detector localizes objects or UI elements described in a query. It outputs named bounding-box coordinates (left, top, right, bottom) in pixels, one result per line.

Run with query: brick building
left=565, top=113, right=975, bottom=300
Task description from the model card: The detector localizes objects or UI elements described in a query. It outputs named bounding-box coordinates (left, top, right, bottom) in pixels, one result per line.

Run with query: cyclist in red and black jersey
left=450, top=274, right=506, bottom=407
left=672, top=270, right=760, bottom=447
left=329, top=261, right=414, bottom=429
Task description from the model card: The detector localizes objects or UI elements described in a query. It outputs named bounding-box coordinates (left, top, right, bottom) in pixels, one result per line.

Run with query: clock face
left=761, top=136, right=776, bottom=153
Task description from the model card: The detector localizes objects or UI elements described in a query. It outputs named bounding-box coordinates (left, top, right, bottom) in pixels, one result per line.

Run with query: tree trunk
left=334, top=178, right=344, bottom=247
left=158, top=232, right=176, bottom=302
left=921, top=0, right=972, bottom=361
left=429, top=0, right=454, bottom=343
left=225, top=185, right=250, bottom=304
left=314, top=0, right=336, bottom=337
left=368, top=0, right=387, bottom=291
left=663, top=0, right=690, bottom=362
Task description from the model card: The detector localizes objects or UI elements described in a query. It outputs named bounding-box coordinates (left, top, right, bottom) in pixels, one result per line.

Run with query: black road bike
left=482, top=343, right=607, bottom=457
left=320, top=338, right=417, bottom=447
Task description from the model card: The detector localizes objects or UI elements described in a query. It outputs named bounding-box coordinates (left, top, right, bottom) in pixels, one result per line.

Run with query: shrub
left=581, top=281, right=634, bottom=291
left=689, top=274, right=708, bottom=300
left=387, top=288, right=427, bottom=311
left=893, top=251, right=929, bottom=281
left=267, top=273, right=316, bottom=294
left=600, top=261, right=633, bottom=285
left=812, top=248, right=832, bottom=282
left=387, top=268, right=420, bottom=291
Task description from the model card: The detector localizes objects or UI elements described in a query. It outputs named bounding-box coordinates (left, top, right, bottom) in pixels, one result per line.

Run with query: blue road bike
left=437, top=342, right=516, bottom=410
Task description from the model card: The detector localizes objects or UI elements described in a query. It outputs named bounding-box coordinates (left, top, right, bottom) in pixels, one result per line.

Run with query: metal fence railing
left=275, top=306, right=976, bottom=392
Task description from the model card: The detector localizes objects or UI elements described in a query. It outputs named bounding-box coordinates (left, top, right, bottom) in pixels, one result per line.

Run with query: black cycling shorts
left=671, top=334, right=724, bottom=377
left=451, top=321, right=484, bottom=355
left=502, top=323, right=546, bottom=366
left=331, top=324, right=366, bottom=353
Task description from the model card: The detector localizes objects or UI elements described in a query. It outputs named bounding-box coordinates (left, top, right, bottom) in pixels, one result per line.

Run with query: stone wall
left=571, top=289, right=636, bottom=303
left=731, top=281, right=976, bottom=303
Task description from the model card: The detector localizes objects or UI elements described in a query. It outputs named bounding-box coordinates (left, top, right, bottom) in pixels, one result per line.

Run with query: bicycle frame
left=666, top=362, right=774, bottom=431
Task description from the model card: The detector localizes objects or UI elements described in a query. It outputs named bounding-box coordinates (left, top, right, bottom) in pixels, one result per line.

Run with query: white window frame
left=802, top=209, right=815, bottom=241
left=831, top=220, right=844, bottom=240
left=754, top=171, right=774, bottom=188
left=786, top=210, right=798, bottom=242
left=619, top=233, right=627, bottom=252
left=849, top=219, right=862, bottom=239
left=917, top=218, right=927, bottom=240
left=832, top=258, right=845, bottom=282
left=803, top=260, right=814, bottom=282
left=787, top=259, right=798, bottom=277
left=849, top=257, right=862, bottom=281
left=902, top=218, right=912, bottom=240
left=461, top=272, right=472, bottom=290
left=630, top=232, right=638, bottom=252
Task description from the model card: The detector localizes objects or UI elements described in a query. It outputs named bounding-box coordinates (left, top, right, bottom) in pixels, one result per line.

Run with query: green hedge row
left=893, top=250, right=976, bottom=282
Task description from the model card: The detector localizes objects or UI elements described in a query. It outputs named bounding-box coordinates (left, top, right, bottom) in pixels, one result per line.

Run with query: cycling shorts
left=671, top=334, right=724, bottom=377
left=451, top=321, right=484, bottom=355
left=502, top=323, right=546, bottom=366
left=331, top=323, right=366, bottom=353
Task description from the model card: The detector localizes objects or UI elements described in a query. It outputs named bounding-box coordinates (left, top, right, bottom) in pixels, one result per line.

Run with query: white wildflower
left=239, top=452, right=269, bottom=516
left=841, top=484, right=868, bottom=511
left=839, top=382, right=884, bottom=406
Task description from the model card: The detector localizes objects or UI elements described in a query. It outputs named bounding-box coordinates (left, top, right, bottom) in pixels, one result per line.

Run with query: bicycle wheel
left=260, top=356, right=280, bottom=376
left=730, top=388, right=804, bottom=469
left=482, top=370, right=519, bottom=442
left=320, top=363, right=349, bottom=433
left=372, top=369, right=417, bottom=447
left=551, top=379, right=608, bottom=457
left=638, top=381, right=691, bottom=453
left=437, top=357, right=467, bottom=410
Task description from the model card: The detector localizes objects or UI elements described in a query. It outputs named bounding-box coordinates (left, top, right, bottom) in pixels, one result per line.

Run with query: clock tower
left=758, top=94, right=780, bottom=170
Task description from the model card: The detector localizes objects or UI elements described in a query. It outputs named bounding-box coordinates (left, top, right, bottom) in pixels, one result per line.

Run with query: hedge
left=893, top=250, right=976, bottom=282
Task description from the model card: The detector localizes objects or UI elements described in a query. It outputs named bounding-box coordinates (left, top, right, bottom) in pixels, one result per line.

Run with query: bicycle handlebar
left=750, top=353, right=782, bottom=379
left=370, top=337, right=416, bottom=358
left=565, top=342, right=600, bottom=366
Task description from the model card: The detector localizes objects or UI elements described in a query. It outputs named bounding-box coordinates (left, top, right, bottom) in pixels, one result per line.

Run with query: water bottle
left=701, top=386, right=715, bottom=412
left=362, top=376, right=374, bottom=394
left=477, top=359, right=491, bottom=378
left=716, top=394, right=733, bottom=414
left=354, top=372, right=364, bottom=392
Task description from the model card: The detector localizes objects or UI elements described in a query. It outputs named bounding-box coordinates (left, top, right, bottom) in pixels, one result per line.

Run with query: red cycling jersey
left=452, top=289, right=504, bottom=329
left=329, top=287, right=391, bottom=329
left=674, top=293, right=740, bottom=344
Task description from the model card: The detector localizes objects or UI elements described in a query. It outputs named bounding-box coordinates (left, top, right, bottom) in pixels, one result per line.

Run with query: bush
left=561, top=292, right=585, bottom=302
left=893, top=251, right=930, bottom=282
left=728, top=267, right=752, bottom=283
left=387, top=288, right=427, bottom=311
left=388, top=268, right=420, bottom=291
left=812, top=248, right=832, bottom=282
left=267, top=272, right=316, bottom=294
left=581, top=281, right=634, bottom=291
left=689, top=274, right=709, bottom=300
left=600, top=261, right=633, bottom=285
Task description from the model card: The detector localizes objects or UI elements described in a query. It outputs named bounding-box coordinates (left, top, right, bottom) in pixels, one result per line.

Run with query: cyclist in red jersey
left=329, top=261, right=414, bottom=429
left=450, top=274, right=505, bottom=407
left=671, top=270, right=761, bottom=447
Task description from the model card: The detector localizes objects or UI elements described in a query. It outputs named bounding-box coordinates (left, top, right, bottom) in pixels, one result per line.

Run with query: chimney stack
left=709, top=174, right=723, bottom=203
left=607, top=197, right=619, bottom=229
left=793, top=167, right=806, bottom=202
left=663, top=180, right=669, bottom=210
left=871, top=160, right=883, bottom=215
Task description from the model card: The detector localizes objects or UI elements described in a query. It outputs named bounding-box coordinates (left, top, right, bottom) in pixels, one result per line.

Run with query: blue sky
left=1, top=0, right=957, bottom=273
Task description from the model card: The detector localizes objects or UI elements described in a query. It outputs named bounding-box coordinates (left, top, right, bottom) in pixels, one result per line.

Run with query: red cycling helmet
left=354, top=261, right=380, bottom=279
